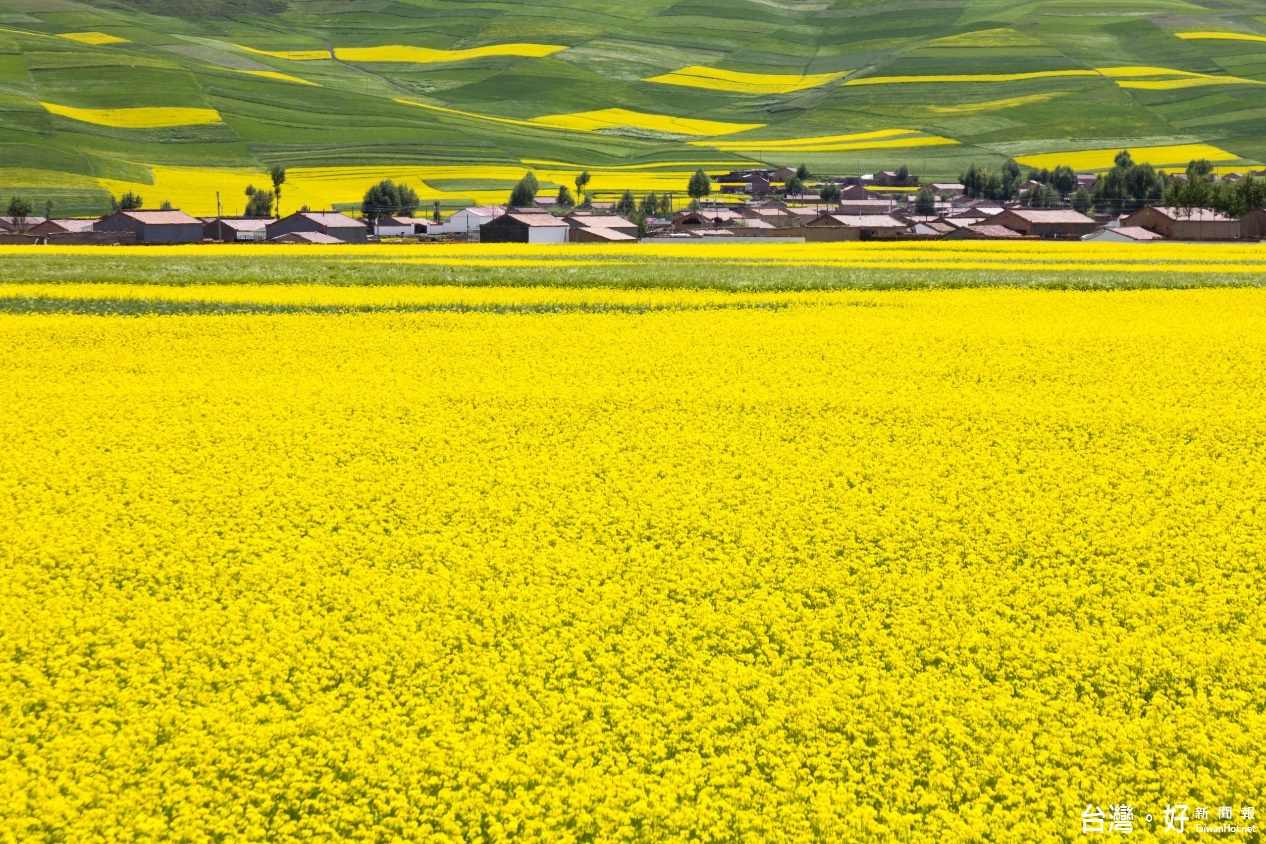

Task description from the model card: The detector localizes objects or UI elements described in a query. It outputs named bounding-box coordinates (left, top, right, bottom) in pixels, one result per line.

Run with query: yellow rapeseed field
left=1, top=280, right=1263, bottom=841
left=644, top=66, right=848, bottom=94
left=1175, top=31, right=1266, bottom=44
left=41, top=102, right=222, bottom=129
left=57, top=31, right=129, bottom=45
left=231, top=43, right=565, bottom=63
left=529, top=108, right=764, bottom=136
left=232, top=69, right=320, bottom=86
left=1016, top=143, right=1244, bottom=172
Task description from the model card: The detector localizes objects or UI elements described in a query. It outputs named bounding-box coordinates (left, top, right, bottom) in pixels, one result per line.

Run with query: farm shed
left=804, top=214, right=909, bottom=241
left=942, top=224, right=1023, bottom=240
left=435, top=206, right=505, bottom=240
left=95, top=210, right=204, bottom=244
left=267, top=212, right=368, bottom=244
left=479, top=211, right=570, bottom=244
left=565, top=213, right=639, bottom=238
left=983, top=209, right=1097, bottom=238
left=271, top=231, right=346, bottom=244
left=0, top=215, right=47, bottom=232
left=204, top=218, right=272, bottom=242
left=1082, top=226, right=1164, bottom=242
left=570, top=227, right=636, bottom=243
left=365, top=216, right=416, bottom=238
left=1120, top=207, right=1240, bottom=241
left=673, top=208, right=743, bottom=231
left=29, top=219, right=95, bottom=236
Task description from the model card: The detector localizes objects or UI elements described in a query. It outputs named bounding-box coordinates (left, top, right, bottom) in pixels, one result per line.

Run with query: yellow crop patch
left=645, top=66, right=848, bottom=94
left=234, top=69, right=320, bottom=86
left=232, top=43, right=330, bottom=60
left=1117, top=76, right=1261, bottom=90
left=928, top=92, right=1066, bottom=113
left=922, top=27, right=1045, bottom=48
left=57, top=31, right=129, bottom=45
left=844, top=70, right=1099, bottom=85
left=1016, top=143, right=1245, bottom=171
left=335, top=44, right=564, bottom=63
left=1, top=278, right=1264, bottom=840
left=41, top=102, right=221, bottom=129
left=697, top=132, right=958, bottom=153
left=1175, top=31, right=1266, bottom=44
left=529, top=108, right=763, bottom=136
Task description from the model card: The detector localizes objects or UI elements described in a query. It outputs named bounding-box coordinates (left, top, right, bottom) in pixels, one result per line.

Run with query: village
left=2, top=160, right=1264, bottom=246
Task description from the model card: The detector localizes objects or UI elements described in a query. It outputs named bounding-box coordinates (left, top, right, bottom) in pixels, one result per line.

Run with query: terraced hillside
left=1, top=0, right=1265, bottom=215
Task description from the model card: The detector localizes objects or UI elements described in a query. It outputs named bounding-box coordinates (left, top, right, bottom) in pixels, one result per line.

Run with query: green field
left=1, top=0, right=1265, bottom=215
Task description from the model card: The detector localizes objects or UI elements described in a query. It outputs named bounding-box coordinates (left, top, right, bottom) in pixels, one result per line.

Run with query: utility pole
left=216, top=191, right=222, bottom=219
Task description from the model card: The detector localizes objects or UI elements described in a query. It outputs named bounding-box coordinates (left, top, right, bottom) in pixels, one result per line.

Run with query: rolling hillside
left=1, top=0, right=1265, bottom=215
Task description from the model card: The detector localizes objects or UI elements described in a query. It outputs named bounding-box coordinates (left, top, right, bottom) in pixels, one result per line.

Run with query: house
left=0, top=215, right=47, bottom=233
left=912, top=220, right=955, bottom=236
left=28, top=219, right=95, bottom=236
left=272, top=231, right=347, bottom=245
left=365, top=216, right=416, bottom=238
left=673, top=208, right=743, bottom=231
left=1081, top=226, right=1164, bottom=242
left=942, top=224, right=1024, bottom=240
left=95, top=209, right=204, bottom=243
left=267, top=211, right=368, bottom=244
left=1121, top=206, right=1240, bottom=241
left=770, top=166, right=797, bottom=183
left=479, top=210, right=571, bottom=244
left=872, top=170, right=919, bottom=188
left=804, top=213, right=909, bottom=241
left=1077, top=174, right=1098, bottom=190
left=570, top=227, right=636, bottom=243
left=204, top=217, right=273, bottom=242
left=434, top=205, right=505, bottom=240
left=983, top=208, right=1098, bottom=238
left=838, top=199, right=900, bottom=216
left=741, top=206, right=798, bottom=226
left=565, top=213, right=638, bottom=238
left=713, top=169, right=771, bottom=197
left=928, top=183, right=965, bottom=196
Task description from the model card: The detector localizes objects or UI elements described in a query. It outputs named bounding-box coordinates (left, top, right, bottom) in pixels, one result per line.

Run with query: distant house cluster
left=2, top=163, right=1263, bottom=245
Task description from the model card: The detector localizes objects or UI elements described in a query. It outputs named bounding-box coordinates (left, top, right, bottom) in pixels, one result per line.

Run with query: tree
left=913, top=187, right=936, bottom=215
left=1187, top=159, right=1214, bottom=181
left=1051, top=165, right=1078, bottom=195
left=640, top=191, right=658, bottom=216
left=687, top=168, right=711, bottom=201
left=1070, top=187, right=1092, bottom=215
left=574, top=170, right=591, bottom=195
left=819, top=181, right=841, bottom=206
left=6, top=196, right=32, bottom=232
left=1000, top=159, right=1023, bottom=200
left=961, top=164, right=986, bottom=199
left=113, top=191, right=143, bottom=211
left=508, top=173, right=538, bottom=208
left=616, top=190, right=636, bottom=217
left=658, top=193, right=673, bottom=216
left=557, top=185, right=574, bottom=208
left=43, top=200, right=53, bottom=220
left=269, top=165, right=287, bottom=213
left=1023, top=184, right=1059, bottom=208
left=784, top=175, right=804, bottom=197
left=244, top=185, right=274, bottom=217
left=159, top=200, right=173, bottom=211
left=795, top=163, right=811, bottom=181
left=895, top=164, right=910, bottom=183
left=363, top=180, right=420, bottom=219
left=630, top=210, right=649, bottom=239
left=1114, top=150, right=1134, bottom=169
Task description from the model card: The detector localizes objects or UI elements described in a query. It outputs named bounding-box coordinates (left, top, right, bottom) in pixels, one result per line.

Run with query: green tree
left=658, top=193, right=673, bottom=216
left=784, top=175, right=804, bottom=197
left=244, top=185, right=274, bottom=217
left=913, top=187, right=936, bottom=215
left=616, top=190, right=636, bottom=217
left=556, top=185, right=574, bottom=208
left=640, top=191, right=659, bottom=216
left=1070, top=187, right=1092, bottom=215
left=1114, top=150, right=1134, bottom=169
left=43, top=200, right=53, bottom=220
left=269, top=165, right=287, bottom=213
left=574, top=170, right=591, bottom=195
left=1000, top=159, right=1023, bottom=200
left=819, top=182, right=841, bottom=205
left=795, top=163, right=811, bottom=181
left=895, top=164, right=910, bottom=183
left=6, top=196, right=32, bottom=231
left=1051, top=165, right=1078, bottom=195
left=159, top=200, right=173, bottom=211
left=1186, top=159, right=1214, bottom=181
left=508, top=173, right=538, bottom=208
left=687, top=168, right=711, bottom=201
left=1023, top=184, right=1059, bottom=208
left=631, top=210, right=649, bottom=239
left=113, top=191, right=143, bottom=211
left=961, top=164, right=986, bottom=199
left=363, top=180, right=420, bottom=219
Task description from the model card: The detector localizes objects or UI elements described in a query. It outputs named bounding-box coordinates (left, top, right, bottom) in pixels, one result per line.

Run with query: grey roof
left=116, top=210, right=203, bottom=226
left=297, top=212, right=363, bottom=229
